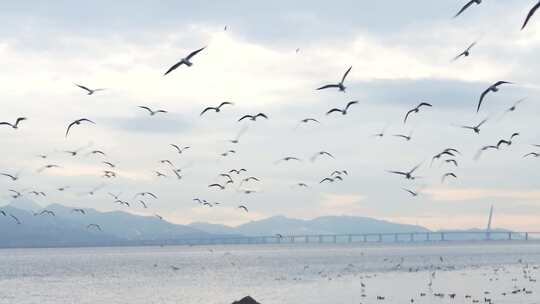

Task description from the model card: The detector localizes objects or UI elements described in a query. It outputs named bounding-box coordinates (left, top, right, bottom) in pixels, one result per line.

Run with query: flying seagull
left=474, top=145, right=499, bottom=160
left=87, top=224, right=102, bottom=231
left=135, top=192, right=158, bottom=199
left=72, top=208, right=86, bottom=215
left=523, top=152, right=540, bottom=158
left=74, top=84, right=105, bottom=95
left=441, top=173, right=457, bottom=183
left=404, top=103, right=432, bottom=124
left=65, top=118, right=95, bottom=137
left=388, top=163, right=422, bottom=180
left=171, top=144, right=190, bottom=154
left=200, top=102, right=234, bottom=116
left=461, top=118, right=488, bottom=134
left=208, top=183, right=225, bottom=190
left=477, top=81, right=512, bottom=113
left=393, top=131, right=413, bottom=141
left=317, top=66, right=352, bottom=92
left=0, top=117, right=27, bottom=129
left=9, top=214, right=21, bottom=225
left=453, top=41, right=477, bottom=61
left=164, top=46, right=206, bottom=76
left=238, top=113, right=268, bottom=122
left=522, top=1, right=540, bottom=30
left=311, top=151, right=335, bottom=162
left=402, top=188, right=420, bottom=197
left=238, top=205, right=249, bottom=212
left=1, top=172, right=19, bottom=181
left=326, top=101, right=359, bottom=116
left=138, top=106, right=167, bottom=116
left=454, top=0, right=482, bottom=18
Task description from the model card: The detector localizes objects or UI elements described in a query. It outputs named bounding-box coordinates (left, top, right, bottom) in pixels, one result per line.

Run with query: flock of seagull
left=1, top=2, right=540, bottom=233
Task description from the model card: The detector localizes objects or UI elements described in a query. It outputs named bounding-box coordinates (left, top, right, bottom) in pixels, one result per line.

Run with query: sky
left=1, top=0, right=540, bottom=231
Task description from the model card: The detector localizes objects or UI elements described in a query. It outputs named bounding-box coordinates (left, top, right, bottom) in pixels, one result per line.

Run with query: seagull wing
left=200, top=107, right=217, bottom=116
left=316, top=84, right=340, bottom=90
left=454, top=0, right=475, bottom=18
left=186, top=46, right=206, bottom=60
left=138, top=106, right=153, bottom=114
left=238, top=115, right=253, bottom=122
left=255, top=113, right=269, bottom=119
left=403, top=109, right=415, bottom=124
left=522, top=1, right=540, bottom=30
left=477, top=88, right=490, bottom=113
left=341, top=66, right=352, bottom=83
left=75, top=83, right=92, bottom=93
left=345, top=100, right=359, bottom=111
left=0, top=122, right=14, bottom=127
left=326, top=108, right=343, bottom=115
left=163, top=61, right=183, bottom=76
left=65, top=121, right=77, bottom=137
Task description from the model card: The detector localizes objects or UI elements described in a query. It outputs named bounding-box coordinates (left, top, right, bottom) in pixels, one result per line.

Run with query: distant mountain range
left=189, top=215, right=429, bottom=236
left=0, top=199, right=511, bottom=248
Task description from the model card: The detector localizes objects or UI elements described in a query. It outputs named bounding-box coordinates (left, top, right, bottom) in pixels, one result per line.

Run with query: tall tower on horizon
left=486, top=205, right=494, bottom=240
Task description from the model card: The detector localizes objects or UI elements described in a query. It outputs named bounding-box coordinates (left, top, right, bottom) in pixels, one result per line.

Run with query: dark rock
left=232, top=296, right=260, bottom=304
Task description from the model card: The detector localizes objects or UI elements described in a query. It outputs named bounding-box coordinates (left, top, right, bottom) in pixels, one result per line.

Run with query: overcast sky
left=1, top=0, right=540, bottom=231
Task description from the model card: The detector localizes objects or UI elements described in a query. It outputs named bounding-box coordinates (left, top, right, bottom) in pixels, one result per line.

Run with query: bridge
left=141, top=231, right=540, bottom=246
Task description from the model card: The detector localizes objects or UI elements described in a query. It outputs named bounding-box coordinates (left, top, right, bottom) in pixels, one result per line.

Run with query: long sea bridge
left=148, top=231, right=540, bottom=246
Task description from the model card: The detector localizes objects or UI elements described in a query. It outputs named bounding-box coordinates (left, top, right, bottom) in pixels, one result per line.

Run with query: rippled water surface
left=0, top=242, right=539, bottom=303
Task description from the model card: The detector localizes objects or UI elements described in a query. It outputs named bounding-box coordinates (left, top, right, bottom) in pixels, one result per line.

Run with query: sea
left=0, top=241, right=538, bottom=304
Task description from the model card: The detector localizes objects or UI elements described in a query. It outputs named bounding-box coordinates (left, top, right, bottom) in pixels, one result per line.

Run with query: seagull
left=404, top=103, right=432, bottom=124
left=461, top=118, right=488, bottom=134
left=454, top=0, right=482, bottom=18
left=164, top=46, right=206, bottom=76
left=311, top=151, right=335, bottom=162
left=317, top=66, right=352, bottom=92
left=300, top=118, right=320, bottom=124
left=87, top=224, right=102, bottom=231
left=522, top=1, right=540, bottom=30
left=0, top=117, right=27, bottom=129
left=8, top=189, right=22, bottom=199
left=36, top=210, right=55, bottom=216
left=320, top=177, right=335, bottom=184
left=296, top=182, right=309, bottom=188
left=154, top=171, right=167, bottom=178
left=89, top=150, right=106, bottom=156
left=238, top=113, right=268, bottom=122
left=103, top=170, right=117, bottom=178
left=221, top=150, right=236, bottom=157
left=139, top=200, right=148, bottom=208
left=393, top=131, right=413, bottom=141
left=155, top=214, right=164, bottom=220
left=200, top=102, right=234, bottom=116
left=37, top=164, right=60, bottom=173
left=477, top=81, right=512, bottom=113
left=402, top=188, right=419, bottom=197
left=441, top=173, right=457, bottom=183
left=326, top=101, right=358, bottom=116
left=229, top=168, right=247, bottom=174
left=208, top=183, right=225, bottom=190
left=277, top=156, right=302, bottom=164
left=138, top=106, right=167, bottom=116
left=65, top=118, right=95, bottom=137
left=1, top=172, right=19, bottom=181
left=500, top=98, right=526, bottom=120
left=238, top=205, right=249, bottom=212
left=388, top=163, right=421, bottom=180
left=453, top=41, right=477, bottom=61
left=0, top=210, right=6, bottom=216
left=228, top=125, right=249, bottom=144
left=171, top=144, right=190, bottom=154
left=74, top=83, right=105, bottom=95
left=243, top=176, right=260, bottom=183
left=445, top=159, right=459, bottom=167
left=135, top=192, right=158, bottom=199
left=115, top=200, right=130, bottom=207
left=72, top=208, right=86, bottom=215
left=497, top=133, right=520, bottom=148
left=10, top=214, right=21, bottom=224
left=474, top=145, right=499, bottom=160
left=523, top=152, right=540, bottom=158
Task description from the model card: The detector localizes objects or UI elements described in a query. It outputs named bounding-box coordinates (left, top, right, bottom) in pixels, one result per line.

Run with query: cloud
left=425, top=187, right=540, bottom=201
